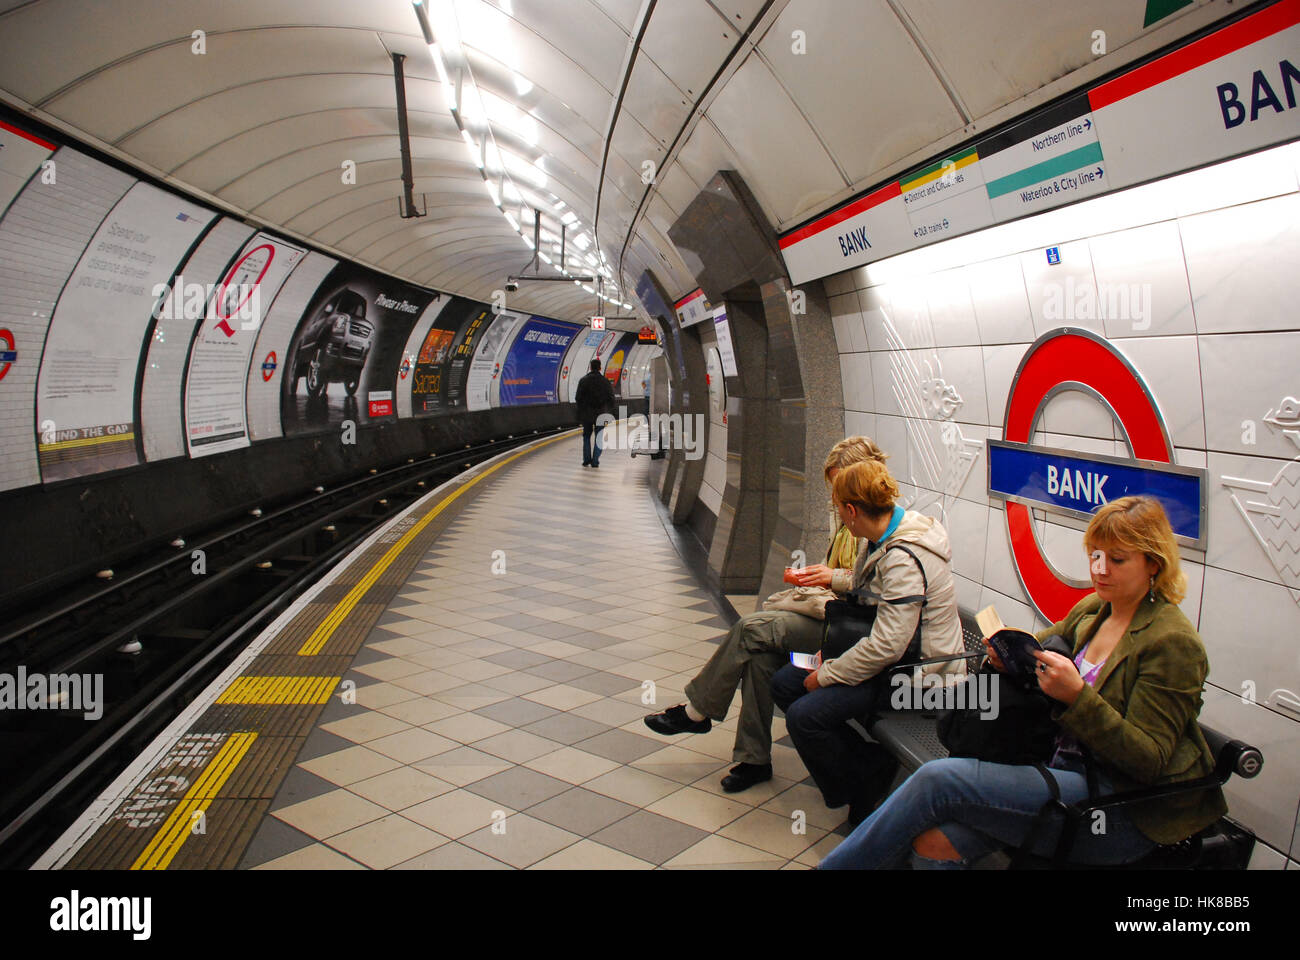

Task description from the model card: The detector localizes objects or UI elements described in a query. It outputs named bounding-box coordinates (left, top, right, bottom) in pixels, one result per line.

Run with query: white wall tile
left=1089, top=220, right=1196, bottom=338
left=869, top=351, right=902, bottom=418
left=1247, top=842, right=1288, bottom=870
left=928, top=346, right=988, bottom=428
left=872, top=414, right=911, bottom=490
left=978, top=585, right=1034, bottom=632
left=1197, top=686, right=1300, bottom=855
left=1039, top=389, right=1119, bottom=443
left=860, top=285, right=893, bottom=352
left=982, top=506, right=1030, bottom=605
left=943, top=495, right=988, bottom=585
left=1181, top=193, right=1300, bottom=334
left=952, top=573, right=983, bottom=613
left=1200, top=566, right=1300, bottom=721
left=886, top=278, right=936, bottom=351
left=1207, top=450, right=1300, bottom=590
left=1200, top=332, right=1300, bottom=461
left=823, top=272, right=854, bottom=298
left=981, top=342, right=1029, bottom=428
left=1112, top=335, right=1206, bottom=449
left=1021, top=239, right=1104, bottom=338
left=843, top=411, right=877, bottom=444
left=926, top=269, right=978, bottom=347
left=968, top=255, right=1035, bottom=345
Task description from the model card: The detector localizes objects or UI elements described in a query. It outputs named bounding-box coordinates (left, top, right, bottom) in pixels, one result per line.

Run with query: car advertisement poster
left=465, top=309, right=528, bottom=411
left=184, top=232, right=306, bottom=457
left=281, top=262, right=436, bottom=436
left=409, top=296, right=487, bottom=415
left=36, top=181, right=214, bottom=481
left=499, top=316, right=582, bottom=406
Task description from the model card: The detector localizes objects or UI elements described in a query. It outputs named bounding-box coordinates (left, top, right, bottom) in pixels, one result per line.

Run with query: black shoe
left=643, top=704, right=711, bottom=736
left=720, top=762, right=773, bottom=793
left=591, top=462, right=600, bottom=468
left=582, top=461, right=591, bottom=467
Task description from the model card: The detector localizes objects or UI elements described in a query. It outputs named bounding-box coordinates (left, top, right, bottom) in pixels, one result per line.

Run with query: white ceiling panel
left=45, top=28, right=394, bottom=144
left=120, top=74, right=412, bottom=172
left=589, top=0, right=644, bottom=32
left=899, top=0, right=1195, bottom=121
left=0, top=0, right=418, bottom=102
left=479, top=0, right=629, bottom=91
left=169, top=108, right=454, bottom=188
left=702, top=55, right=843, bottom=222
left=618, top=54, right=693, bottom=149
left=655, top=165, right=702, bottom=218
left=759, top=0, right=961, bottom=186
left=707, top=0, right=772, bottom=29
left=675, top=117, right=742, bottom=206
left=640, top=0, right=736, bottom=99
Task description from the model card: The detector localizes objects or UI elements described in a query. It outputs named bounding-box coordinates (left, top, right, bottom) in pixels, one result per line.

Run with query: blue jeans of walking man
left=582, top=420, right=603, bottom=466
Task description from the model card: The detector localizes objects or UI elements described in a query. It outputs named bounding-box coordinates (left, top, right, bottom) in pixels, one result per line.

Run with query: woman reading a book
left=819, top=495, right=1226, bottom=868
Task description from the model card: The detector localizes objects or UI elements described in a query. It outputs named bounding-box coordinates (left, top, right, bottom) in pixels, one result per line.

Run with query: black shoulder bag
left=821, top=543, right=928, bottom=665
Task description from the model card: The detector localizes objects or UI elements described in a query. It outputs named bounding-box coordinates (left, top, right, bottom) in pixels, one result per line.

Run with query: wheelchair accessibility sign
left=990, top=328, right=1206, bottom=621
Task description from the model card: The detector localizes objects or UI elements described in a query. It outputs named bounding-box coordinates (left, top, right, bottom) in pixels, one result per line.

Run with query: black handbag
left=821, top=543, right=928, bottom=663
left=935, top=634, right=1074, bottom=765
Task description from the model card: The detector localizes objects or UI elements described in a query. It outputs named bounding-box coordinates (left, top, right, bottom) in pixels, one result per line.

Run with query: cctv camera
left=505, top=281, right=519, bottom=293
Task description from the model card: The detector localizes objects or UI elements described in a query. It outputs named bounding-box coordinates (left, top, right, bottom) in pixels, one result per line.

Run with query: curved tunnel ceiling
left=0, top=0, right=1238, bottom=330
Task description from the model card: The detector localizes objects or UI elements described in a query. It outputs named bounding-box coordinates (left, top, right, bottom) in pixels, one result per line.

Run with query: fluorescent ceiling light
left=505, top=212, right=520, bottom=231
left=538, top=252, right=553, bottom=264
left=561, top=211, right=578, bottom=226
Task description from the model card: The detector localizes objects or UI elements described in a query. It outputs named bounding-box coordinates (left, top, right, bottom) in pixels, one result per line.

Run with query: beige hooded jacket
left=816, top=509, right=967, bottom=687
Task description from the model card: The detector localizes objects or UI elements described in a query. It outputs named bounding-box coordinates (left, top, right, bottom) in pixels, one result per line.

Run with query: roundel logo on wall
left=261, top=351, right=277, bottom=382
left=399, top=353, right=413, bottom=379
left=987, top=328, right=1206, bottom=623
left=561, top=365, right=569, bottom=380
left=0, top=328, right=16, bottom=381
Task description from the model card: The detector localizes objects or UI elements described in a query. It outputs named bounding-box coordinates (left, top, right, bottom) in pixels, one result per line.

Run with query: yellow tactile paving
left=216, top=675, right=340, bottom=705
left=131, top=732, right=258, bottom=870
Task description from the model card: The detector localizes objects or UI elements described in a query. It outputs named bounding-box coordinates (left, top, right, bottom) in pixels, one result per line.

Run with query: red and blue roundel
left=997, top=328, right=1193, bottom=622
left=261, top=351, right=277, bottom=382
left=0, top=328, right=15, bottom=381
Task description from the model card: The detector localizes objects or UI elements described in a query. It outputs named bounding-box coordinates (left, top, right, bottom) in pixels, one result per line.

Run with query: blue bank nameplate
left=987, top=440, right=1206, bottom=547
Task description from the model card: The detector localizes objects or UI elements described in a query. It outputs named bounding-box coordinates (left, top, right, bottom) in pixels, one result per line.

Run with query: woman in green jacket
left=820, top=495, right=1227, bottom=868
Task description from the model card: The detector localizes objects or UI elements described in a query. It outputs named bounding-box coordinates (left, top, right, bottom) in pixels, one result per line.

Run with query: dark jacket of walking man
left=574, top=358, right=616, bottom=468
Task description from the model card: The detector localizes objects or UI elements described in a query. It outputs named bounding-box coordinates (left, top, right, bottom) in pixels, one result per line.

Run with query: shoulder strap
left=844, top=542, right=929, bottom=607
left=845, top=542, right=929, bottom=665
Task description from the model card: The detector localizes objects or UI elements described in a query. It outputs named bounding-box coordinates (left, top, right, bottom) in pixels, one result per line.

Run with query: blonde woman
left=643, top=437, right=887, bottom=793
left=820, top=496, right=1226, bottom=868
left=770, top=459, right=965, bottom=825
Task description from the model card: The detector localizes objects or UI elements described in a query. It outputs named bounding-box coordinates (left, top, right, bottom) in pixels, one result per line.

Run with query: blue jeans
left=818, top=757, right=1157, bottom=869
left=582, top=421, right=603, bottom=465
left=771, top=664, right=896, bottom=806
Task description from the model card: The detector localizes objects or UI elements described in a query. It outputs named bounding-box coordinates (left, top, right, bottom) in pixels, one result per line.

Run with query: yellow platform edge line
left=130, top=732, right=257, bottom=870
left=297, top=434, right=570, bottom=656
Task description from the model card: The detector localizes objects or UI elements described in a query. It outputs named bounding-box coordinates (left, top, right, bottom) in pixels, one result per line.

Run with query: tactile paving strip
left=57, top=436, right=569, bottom=869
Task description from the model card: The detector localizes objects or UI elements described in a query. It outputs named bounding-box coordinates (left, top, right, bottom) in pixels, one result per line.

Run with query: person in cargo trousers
left=575, top=358, right=616, bottom=468
left=641, top=437, right=888, bottom=793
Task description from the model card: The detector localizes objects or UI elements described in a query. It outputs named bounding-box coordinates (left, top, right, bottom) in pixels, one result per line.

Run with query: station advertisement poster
left=712, top=307, right=739, bottom=377
left=281, top=263, right=436, bottom=436
left=36, top=181, right=213, bottom=481
left=410, top=296, right=491, bottom=415
left=465, top=309, right=528, bottom=411
left=603, top=332, right=637, bottom=395
left=499, top=316, right=581, bottom=406
left=184, top=233, right=306, bottom=457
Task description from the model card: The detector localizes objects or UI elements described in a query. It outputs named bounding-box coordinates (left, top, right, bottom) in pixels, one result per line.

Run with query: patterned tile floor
left=237, top=436, right=851, bottom=869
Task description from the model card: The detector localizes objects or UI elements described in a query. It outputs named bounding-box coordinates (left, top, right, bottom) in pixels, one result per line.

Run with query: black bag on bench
left=821, top=543, right=928, bottom=663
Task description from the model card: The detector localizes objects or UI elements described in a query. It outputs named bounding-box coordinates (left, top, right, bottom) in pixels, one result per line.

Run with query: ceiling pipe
left=392, top=52, right=426, bottom=219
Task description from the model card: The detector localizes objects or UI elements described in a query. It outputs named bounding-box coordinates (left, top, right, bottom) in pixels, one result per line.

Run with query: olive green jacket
left=1037, top=593, right=1228, bottom=845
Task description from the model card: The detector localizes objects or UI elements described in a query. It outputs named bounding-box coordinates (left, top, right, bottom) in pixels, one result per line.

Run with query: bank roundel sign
left=987, top=328, right=1206, bottom=622
left=0, top=328, right=15, bottom=381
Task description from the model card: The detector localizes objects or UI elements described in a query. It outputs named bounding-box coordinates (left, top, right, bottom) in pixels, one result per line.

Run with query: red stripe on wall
left=778, top=181, right=902, bottom=250
left=0, top=118, right=56, bottom=151
left=1089, top=0, right=1300, bottom=111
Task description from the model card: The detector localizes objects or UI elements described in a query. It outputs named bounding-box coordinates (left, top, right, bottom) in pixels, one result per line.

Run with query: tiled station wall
left=826, top=141, right=1300, bottom=866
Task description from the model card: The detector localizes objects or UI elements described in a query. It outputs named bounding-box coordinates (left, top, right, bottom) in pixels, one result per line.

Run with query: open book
left=975, top=605, right=1045, bottom=686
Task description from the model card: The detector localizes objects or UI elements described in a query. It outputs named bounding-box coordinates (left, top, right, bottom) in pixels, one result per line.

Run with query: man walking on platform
left=575, top=358, right=616, bottom=468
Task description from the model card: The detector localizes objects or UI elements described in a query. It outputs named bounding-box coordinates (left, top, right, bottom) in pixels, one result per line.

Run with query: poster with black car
left=409, top=296, right=488, bottom=415
left=281, top=262, right=435, bottom=436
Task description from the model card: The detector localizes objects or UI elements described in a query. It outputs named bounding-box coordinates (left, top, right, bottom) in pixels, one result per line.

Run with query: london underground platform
left=36, top=433, right=841, bottom=871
